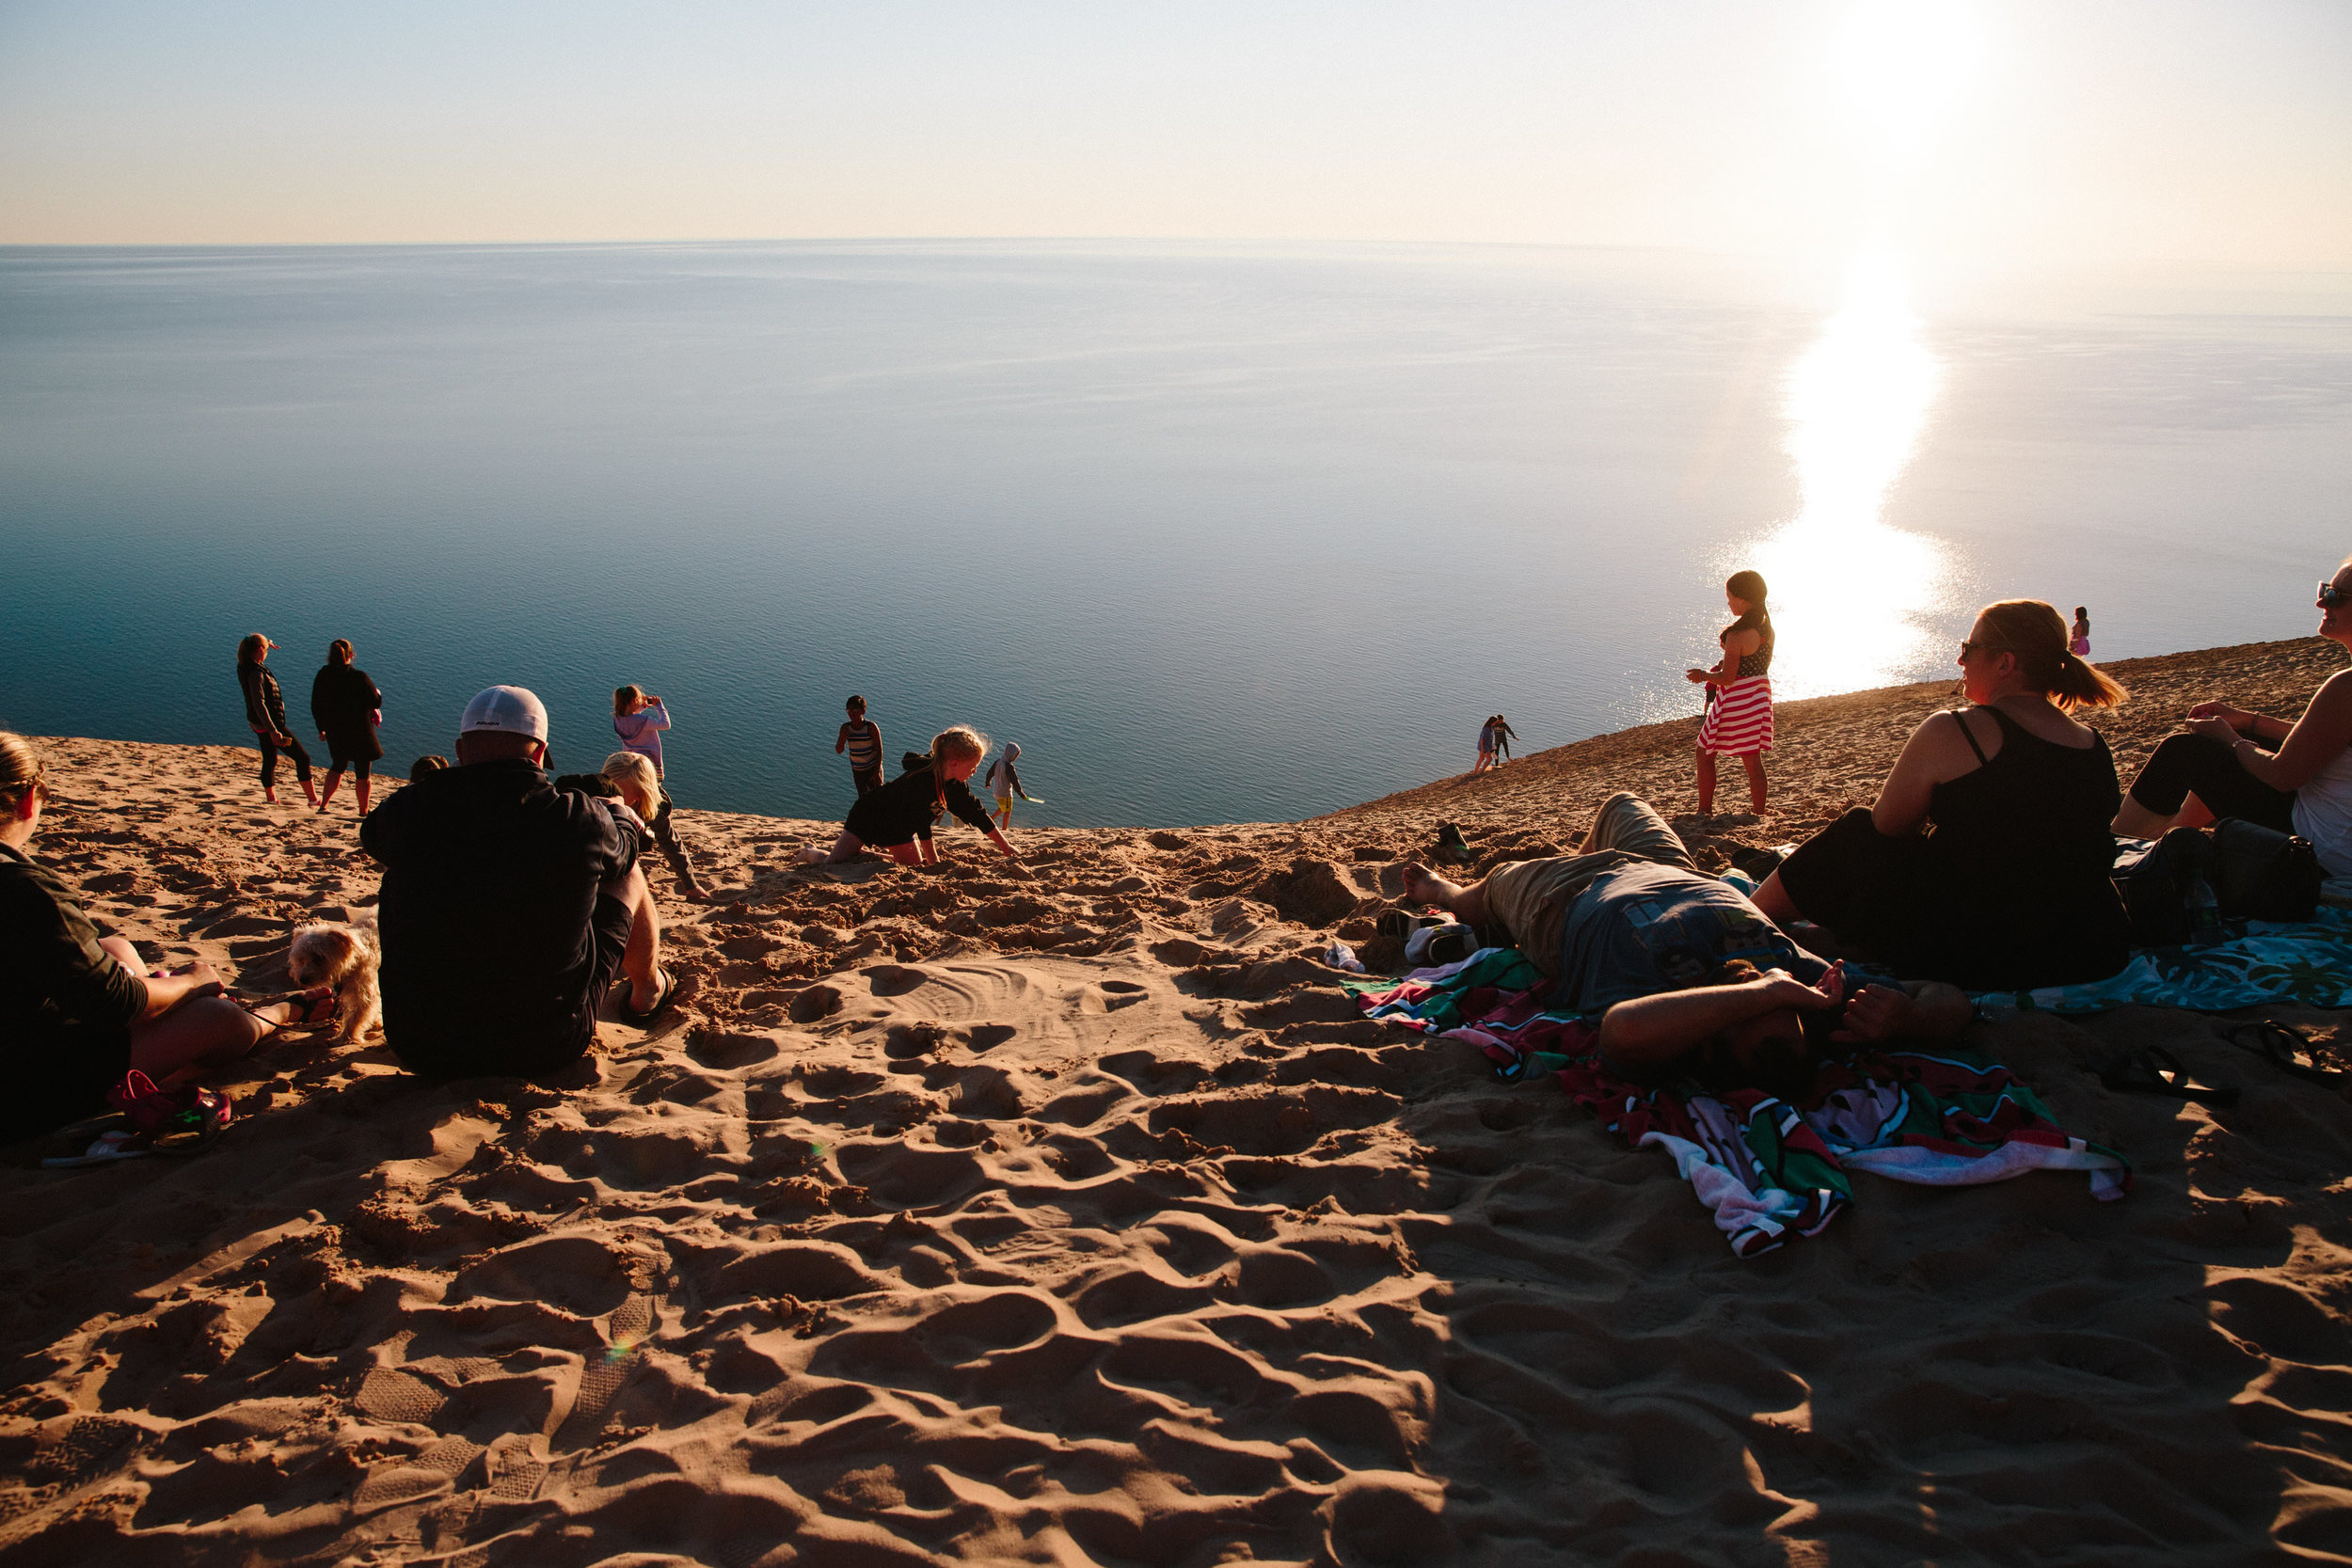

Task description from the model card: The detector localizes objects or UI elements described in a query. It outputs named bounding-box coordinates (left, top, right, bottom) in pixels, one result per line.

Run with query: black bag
left=2209, top=817, right=2322, bottom=923
left=2111, top=828, right=2212, bottom=947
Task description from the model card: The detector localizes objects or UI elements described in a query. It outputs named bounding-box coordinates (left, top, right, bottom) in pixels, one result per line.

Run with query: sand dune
left=3, top=639, right=2348, bottom=1564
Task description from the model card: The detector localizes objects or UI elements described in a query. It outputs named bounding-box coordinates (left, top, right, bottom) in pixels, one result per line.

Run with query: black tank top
left=1929, top=707, right=2121, bottom=879
left=1722, top=610, right=1773, bottom=679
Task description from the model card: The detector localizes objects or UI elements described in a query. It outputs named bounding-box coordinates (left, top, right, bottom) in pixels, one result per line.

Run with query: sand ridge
left=1, top=638, right=2349, bottom=1564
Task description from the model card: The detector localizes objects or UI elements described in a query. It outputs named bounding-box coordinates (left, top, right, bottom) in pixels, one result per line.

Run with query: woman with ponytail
left=798, top=725, right=1024, bottom=867
left=1686, top=569, right=1774, bottom=816
left=1750, top=599, right=2133, bottom=990
left=2114, top=558, right=2352, bottom=877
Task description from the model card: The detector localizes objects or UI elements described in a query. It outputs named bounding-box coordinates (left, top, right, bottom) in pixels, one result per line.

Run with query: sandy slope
left=1, top=639, right=2348, bottom=1566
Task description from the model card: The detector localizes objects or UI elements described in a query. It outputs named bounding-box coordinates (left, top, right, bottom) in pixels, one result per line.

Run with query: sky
left=0, top=0, right=2347, bottom=270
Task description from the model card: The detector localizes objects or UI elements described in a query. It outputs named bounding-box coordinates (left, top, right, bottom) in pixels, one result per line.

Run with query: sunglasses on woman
left=2320, top=581, right=2350, bottom=610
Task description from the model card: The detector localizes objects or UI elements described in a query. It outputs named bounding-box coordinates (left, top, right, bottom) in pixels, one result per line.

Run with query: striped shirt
left=839, top=719, right=882, bottom=771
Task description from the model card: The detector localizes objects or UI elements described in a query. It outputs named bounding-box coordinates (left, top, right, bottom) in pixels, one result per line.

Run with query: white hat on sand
left=460, top=685, right=549, bottom=742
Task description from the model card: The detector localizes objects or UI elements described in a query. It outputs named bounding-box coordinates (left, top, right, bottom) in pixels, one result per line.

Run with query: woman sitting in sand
left=0, top=733, right=328, bottom=1146
left=1687, top=570, right=1773, bottom=817
left=2112, top=560, right=2352, bottom=877
left=797, top=726, right=1024, bottom=868
left=1750, top=599, right=2132, bottom=991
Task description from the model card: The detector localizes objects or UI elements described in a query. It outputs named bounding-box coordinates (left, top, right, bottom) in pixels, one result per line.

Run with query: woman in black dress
left=311, top=639, right=385, bottom=816
left=236, top=633, right=318, bottom=809
left=1751, top=598, right=2132, bottom=991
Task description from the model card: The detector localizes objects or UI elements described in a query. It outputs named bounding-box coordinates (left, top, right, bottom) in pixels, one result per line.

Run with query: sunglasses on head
left=2321, top=581, right=2350, bottom=610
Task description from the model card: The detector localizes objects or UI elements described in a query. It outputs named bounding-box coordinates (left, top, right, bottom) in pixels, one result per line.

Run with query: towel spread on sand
left=1972, top=907, right=2352, bottom=1015
left=1347, top=951, right=2131, bottom=1259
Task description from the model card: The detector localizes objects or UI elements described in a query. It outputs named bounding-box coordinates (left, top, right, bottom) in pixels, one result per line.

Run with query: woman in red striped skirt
left=1686, top=569, right=1773, bottom=816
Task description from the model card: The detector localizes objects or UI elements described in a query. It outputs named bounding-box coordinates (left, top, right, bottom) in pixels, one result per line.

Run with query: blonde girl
left=798, top=726, right=1023, bottom=866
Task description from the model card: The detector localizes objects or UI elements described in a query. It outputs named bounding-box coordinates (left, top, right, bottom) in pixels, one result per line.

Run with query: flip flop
left=2099, top=1045, right=2240, bottom=1108
left=618, top=967, right=678, bottom=1026
left=2223, top=1021, right=2347, bottom=1087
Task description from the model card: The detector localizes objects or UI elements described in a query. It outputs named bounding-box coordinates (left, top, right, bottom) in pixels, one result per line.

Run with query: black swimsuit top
left=1721, top=610, right=1773, bottom=679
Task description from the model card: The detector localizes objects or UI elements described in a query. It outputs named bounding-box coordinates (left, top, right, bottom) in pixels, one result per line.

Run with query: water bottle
left=2185, top=872, right=2222, bottom=943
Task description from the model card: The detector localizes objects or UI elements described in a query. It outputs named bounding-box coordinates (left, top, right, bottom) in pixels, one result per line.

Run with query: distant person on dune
left=2112, top=559, right=2352, bottom=878
left=1394, top=790, right=1969, bottom=1095
left=1686, top=570, right=1773, bottom=817
left=612, top=685, right=675, bottom=776
left=1492, top=715, right=1519, bottom=764
left=987, top=742, right=1036, bottom=829
left=1473, top=717, right=1498, bottom=774
left=310, top=639, right=384, bottom=817
left=2071, top=606, right=2091, bottom=658
left=236, top=633, right=319, bottom=810
left=0, top=732, right=329, bottom=1145
left=799, top=726, right=1024, bottom=868
left=836, top=695, right=883, bottom=796
left=363, top=685, right=677, bottom=1082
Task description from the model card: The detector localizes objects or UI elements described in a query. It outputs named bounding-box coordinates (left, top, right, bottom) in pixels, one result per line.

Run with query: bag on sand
left=2111, top=820, right=2321, bottom=945
left=2208, top=817, right=2321, bottom=923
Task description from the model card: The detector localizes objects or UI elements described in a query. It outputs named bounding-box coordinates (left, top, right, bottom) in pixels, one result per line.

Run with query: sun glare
left=1744, top=248, right=1952, bottom=697
left=1838, top=0, right=1979, bottom=156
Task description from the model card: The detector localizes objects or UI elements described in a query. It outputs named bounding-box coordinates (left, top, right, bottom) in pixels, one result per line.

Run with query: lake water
left=4, top=241, right=2348, bottom=826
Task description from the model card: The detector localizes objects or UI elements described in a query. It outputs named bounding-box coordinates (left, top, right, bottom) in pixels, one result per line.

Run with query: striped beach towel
left=1698, top=673, right=1773, bottom=755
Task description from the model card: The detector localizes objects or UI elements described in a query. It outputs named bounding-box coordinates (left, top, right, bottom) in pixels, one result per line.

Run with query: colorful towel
left=1349, top=951, right=2131, bottom=1258
left=1975, top=907, right=2352, bottom=1015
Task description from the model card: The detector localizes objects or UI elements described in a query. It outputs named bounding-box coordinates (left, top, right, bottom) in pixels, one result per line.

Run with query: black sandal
left=2100, top=1046, right=2241, bottom=1108
left=2223, top=1021, right=2347, bottom=1087
left=618, top=967, right=678, bottom=1026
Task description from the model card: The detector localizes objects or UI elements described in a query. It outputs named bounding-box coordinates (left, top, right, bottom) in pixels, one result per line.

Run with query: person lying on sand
left=361, top=685, right=677, bottom=1083
left=0, top=732, right=329, bottom=1145
left=798, top=726, right=1024, bottom=868
left=1397, top=789, right=1969, bottom=1092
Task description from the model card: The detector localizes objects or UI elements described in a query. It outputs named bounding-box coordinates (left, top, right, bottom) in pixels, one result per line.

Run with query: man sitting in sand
left=361, top=686, right=676, bottom=1083
left=1399, top=791, right=1971, bottom=1093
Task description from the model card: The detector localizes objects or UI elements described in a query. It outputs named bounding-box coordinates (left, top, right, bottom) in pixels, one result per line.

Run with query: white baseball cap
left=460, top=685, right=549, bottom=742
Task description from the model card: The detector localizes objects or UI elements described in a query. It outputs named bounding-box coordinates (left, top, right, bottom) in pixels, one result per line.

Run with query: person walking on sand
left=311, top=640, right=384, bottom=817
left=2071, top=607, right=2091, bottom=658
left=1687, top=570, right=1774, bottom=816
left=798, top=726, right=1024, bottom=867
left=836, top=695, right=883, bottom=796
left=1492, top=715, right=1520, bottom=765
left=236, top=634, right=319, bottom=810
left=987, top=742, right=1036, bottom=829
left=1473, top=717, right=1498, bottom=774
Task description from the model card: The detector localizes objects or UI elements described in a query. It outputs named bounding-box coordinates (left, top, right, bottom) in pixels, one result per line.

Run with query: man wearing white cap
left=360, top=685, right=677, bottom=1080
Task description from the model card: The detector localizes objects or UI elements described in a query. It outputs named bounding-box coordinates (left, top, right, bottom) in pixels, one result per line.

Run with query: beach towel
left=1346, top=951, right=2130, bottom=1259
left=1972, top=907, right=2352, bottom=1015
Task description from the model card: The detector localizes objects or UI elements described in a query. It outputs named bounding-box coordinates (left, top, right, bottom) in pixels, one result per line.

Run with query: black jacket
left=360, top=759, right=642, bottom=1077
left=845, top=752, right=995, bottom=847
left=311, top=663, right=385, bottom=764
left=0, top=843, right=145, bottom=1142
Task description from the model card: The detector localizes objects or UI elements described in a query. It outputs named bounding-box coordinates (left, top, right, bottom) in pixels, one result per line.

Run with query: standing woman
left=2071, top=607, right=2091, bottom=658
left=1686, top=569, right=1774, bottom=816
left=311, top=640, right=384, bottom=816
left=612, top=686, right=673, bottom=774
left=237, top=634, right=319, bottom=809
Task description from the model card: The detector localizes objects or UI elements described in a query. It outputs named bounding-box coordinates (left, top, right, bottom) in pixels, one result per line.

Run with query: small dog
left=285, top=912, right=383, bottom=1046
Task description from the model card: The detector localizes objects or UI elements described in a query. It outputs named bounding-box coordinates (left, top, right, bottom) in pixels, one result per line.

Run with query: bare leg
left=1740, top=753, right=1768, bottom=816
left=1751, top=868, right=1801, bottom=924
left=129, top=996, right=278, bottom=1086
left=1695, top=750, right=1717, bottom=815
left=99, top=935, right=146, bottom=973
left=2111, top=798, right=2177, bottom=838
left=798, top=830, right=866, bottom=864
left=618, top=865, right=663, bottom=1012
left=354, top=774, right=371, bottom=816
left=318, top=768, right=343, bottom=811
left=1397, top=862, right=1493, bottom=927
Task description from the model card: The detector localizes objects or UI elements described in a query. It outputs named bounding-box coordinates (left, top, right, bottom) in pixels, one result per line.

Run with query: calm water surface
left=3, top=242, right=2347, bottom=825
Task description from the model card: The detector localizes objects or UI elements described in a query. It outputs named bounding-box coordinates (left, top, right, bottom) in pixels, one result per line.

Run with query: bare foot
left=1398, top=862, right=1460, bottom=907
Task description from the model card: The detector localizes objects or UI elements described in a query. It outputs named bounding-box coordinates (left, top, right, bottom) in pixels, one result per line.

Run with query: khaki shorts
left=1480, top=793, right=1693, bottom=975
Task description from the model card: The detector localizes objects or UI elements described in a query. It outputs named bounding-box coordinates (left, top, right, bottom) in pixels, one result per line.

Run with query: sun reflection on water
left=1744, top=249, right=1953, bottom=699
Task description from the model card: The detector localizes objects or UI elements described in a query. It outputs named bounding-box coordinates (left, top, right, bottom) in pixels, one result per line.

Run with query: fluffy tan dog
left=285, top=914, right=383, bottom=1046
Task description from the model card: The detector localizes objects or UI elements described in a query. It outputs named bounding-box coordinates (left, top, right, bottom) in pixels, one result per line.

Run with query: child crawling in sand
left=798, top=725, right=1025, bottom=867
